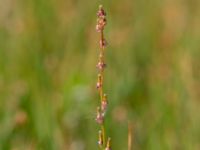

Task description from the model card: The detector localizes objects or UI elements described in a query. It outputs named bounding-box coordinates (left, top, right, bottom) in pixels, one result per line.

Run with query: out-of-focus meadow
left=0, top=0, right=200, bottom=149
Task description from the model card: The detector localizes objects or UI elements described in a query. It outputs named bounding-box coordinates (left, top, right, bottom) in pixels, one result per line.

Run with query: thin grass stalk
left=95, top=5, right=111, bottom=150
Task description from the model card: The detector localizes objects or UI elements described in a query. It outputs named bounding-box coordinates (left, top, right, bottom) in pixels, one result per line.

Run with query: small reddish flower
left=97, top=5, right=106, bottom=17
left=101, top=94, right=108, bottom=115
left=100, top=38, right=107, bottom=48
left=95, top=107, right=104, bottom=124
left=96, top=61, right=106, bottom=71
left=96, top=24, right=101, bottom=32
left=96, top=81, right=102, bottom=89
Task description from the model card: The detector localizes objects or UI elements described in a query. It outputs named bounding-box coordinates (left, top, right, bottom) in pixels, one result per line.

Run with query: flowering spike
left=95, top=5, right=112, bottom=149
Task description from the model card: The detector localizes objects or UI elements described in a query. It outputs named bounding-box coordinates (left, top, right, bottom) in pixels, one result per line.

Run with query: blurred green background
left=0, top=0, right=200, bottom=149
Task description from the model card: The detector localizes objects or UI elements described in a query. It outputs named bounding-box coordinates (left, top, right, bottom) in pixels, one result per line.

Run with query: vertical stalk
left=95, top=5, right=111, bottom=150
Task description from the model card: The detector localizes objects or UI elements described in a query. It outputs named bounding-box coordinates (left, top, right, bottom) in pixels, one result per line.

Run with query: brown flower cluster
left=96, top=5, right=107, bottom=32
left=96, top=5, right=108, bottom=49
